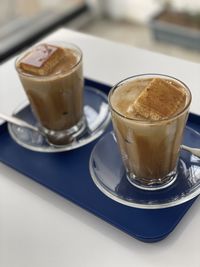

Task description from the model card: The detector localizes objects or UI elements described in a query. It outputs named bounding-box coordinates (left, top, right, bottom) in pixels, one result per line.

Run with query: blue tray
left=0, top=78, right=199, bottom=243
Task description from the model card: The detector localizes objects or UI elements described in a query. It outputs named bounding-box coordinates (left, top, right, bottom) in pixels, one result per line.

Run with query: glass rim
left=15, top=42, right=83, bottom=80
left=108, top=73, right=192, bottom=124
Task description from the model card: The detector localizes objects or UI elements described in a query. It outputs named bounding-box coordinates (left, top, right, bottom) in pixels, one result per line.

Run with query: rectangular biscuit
left=134, top=78, right=186, bottom=120
left=19, top=44, right=64, bottom=76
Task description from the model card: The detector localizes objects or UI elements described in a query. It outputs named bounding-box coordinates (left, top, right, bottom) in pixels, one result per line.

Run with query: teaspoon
left=181, top=145, right=200, bottom=158
left=0, top=112, right=39, bottom=133
left=1, top=112, right=200, bottom=158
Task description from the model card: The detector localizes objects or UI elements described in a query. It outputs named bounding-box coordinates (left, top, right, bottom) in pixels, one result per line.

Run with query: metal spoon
left=181, top=145, right=200, bottom=158
left=0, top=112, right=89, bottom=142
left=1, top=112, right=200, bottom=157
left=0, top=112, right=39, bottom=132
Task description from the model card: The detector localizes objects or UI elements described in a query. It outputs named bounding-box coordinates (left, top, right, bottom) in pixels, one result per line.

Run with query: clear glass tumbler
left=108, top=74, right=191, bottom=190
left=15, top=42, right=85, bottom=146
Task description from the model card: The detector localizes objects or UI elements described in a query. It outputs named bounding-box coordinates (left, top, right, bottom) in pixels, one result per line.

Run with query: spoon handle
left=181, top=145, right=200, bottom=158
left=0, top=113, right=39, bottom=132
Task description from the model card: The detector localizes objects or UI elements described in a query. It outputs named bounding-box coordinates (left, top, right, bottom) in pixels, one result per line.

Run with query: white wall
left=100, top=0, right=200, bottom=23
left=172, top=0, right=200, bottom=12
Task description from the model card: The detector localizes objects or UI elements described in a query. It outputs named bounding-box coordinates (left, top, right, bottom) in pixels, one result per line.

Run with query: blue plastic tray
left=0, top=78, right=199, bottom=243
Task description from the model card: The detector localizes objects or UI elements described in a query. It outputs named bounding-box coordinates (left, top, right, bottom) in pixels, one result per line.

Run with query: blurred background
left=1, top=0, right=200, bottom=63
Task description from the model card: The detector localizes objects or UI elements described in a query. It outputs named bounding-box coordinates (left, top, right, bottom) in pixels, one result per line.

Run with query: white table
left=0, top=28, right=200, bottom=267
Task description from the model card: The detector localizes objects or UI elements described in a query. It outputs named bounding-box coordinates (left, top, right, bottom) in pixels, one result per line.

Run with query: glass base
left=126, top=169, right=177, bottom=191
left=43, top=116, right=86, bottom=147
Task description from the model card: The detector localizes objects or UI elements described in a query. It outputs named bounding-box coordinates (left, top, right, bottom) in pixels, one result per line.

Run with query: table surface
left=1, top=28, right=200, bottom=267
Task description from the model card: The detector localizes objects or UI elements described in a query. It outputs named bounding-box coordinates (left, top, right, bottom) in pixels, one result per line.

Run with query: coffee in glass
left=15, top=42, right=84, bottom=146
left=109, top=74, right=191, bottom=190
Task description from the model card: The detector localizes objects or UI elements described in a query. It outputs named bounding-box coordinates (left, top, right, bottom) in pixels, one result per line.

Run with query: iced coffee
left=15, top=42, right=84, bottom=146
left=109, top=74, right=191, bottom=190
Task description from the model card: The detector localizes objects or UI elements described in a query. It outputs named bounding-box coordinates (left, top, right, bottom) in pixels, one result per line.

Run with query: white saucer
left=89, top=127, right=200, bottom=209
left=8, top=86, right=111, bottom=152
